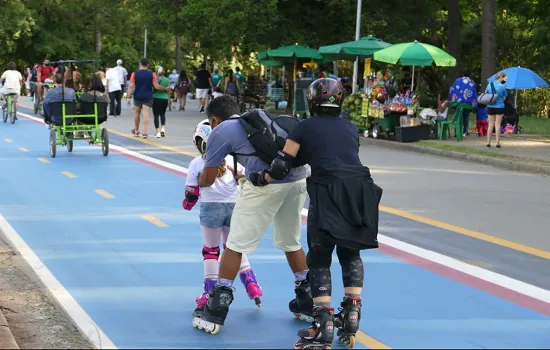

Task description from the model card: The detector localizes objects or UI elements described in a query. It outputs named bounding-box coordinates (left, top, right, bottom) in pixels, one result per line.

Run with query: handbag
left=477, top=83, right=498, bottom=106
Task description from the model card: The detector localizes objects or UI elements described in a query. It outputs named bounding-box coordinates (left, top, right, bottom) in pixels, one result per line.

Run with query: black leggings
left=306, top=204, right=364, bottom=299
left=153, top=98, right=168, bottom=128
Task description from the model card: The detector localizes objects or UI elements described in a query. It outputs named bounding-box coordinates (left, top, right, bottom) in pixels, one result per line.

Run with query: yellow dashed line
left=61, top=171, right=77, bottom=178
left=38, top=158, right=50, bottom=163
left=141, top=215, right=169, bottom=227
left=4, top=138, right=13, bottom=143
left=94, top=189, right=115, bottom=199
left=380, top=205, right=550, bottom=260
left=356, top=332, right=392, bottom=349
left=108, top=129, right=200, bottom=157
left=19, top=147, right=29, bottom=152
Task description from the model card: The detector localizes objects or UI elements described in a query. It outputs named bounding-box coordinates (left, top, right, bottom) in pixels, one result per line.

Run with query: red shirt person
left=37, top=59, right=55, bottom=83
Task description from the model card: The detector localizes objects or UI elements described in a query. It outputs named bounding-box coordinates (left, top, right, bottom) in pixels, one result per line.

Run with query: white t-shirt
left=105, top=68, right=121, bottom=92
left=1, top=70, right=22, bottom=90
left=115, top=66, right=128, bottom=85
left=186, top=155, right=244, bottom=203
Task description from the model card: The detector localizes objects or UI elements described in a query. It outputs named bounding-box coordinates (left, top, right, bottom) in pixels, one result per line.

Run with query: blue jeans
left=43, top=102, right=51, bottom=123
left=462, top=109, right=470, bottom=134
left=199, top=202, right=235, bottom=228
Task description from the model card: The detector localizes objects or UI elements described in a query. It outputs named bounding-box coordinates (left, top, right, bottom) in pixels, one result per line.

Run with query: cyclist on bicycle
left=1, top=62, right=23, bottom=106
left=37, top=58, right=56, bottom=98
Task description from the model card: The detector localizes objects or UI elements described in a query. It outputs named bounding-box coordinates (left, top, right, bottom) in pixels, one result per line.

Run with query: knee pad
left=337, top=249, right=363, bottom=288
left=336, top=247, right=361, bottom=263
left=307, top=249, right=332, bottom=269
left=202, top=246, right=220, bottom=261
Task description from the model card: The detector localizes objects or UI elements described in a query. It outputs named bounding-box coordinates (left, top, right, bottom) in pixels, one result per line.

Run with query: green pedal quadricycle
left=2, top=93, right=17, bottom=124
left=48, top=101, right=109, bottom=158
left=47, top=59, right=109, bottom=158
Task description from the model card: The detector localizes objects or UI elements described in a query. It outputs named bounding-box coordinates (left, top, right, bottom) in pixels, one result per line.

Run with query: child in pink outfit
left=183, top=121, right=263, bottom=319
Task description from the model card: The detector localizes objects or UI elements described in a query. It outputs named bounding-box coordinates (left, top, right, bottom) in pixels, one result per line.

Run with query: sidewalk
left=0, top=308, right=18, bottom=349
left=362, top=133, right=550, bottom=176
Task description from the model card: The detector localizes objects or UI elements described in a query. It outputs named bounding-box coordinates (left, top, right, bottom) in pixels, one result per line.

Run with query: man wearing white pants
left=195, top=63, right=212, bottom=114
left=195, top=95, right=313, bottom=333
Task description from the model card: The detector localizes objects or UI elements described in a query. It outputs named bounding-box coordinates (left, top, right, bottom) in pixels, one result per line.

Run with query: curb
left=0, top=308, right=19, bottom=349
left=361, top=138, right=550, bottom=176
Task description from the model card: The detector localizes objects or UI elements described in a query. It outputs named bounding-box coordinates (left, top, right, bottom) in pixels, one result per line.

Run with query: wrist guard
left=250, top=170, right=270, bottom=187
left=267, top=151, right=294, bottom=180
left=182, top=185, right=200, bottom=210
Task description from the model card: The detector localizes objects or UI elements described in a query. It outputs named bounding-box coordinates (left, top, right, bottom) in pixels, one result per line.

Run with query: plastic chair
left=438, top=102, right=471, bottom=142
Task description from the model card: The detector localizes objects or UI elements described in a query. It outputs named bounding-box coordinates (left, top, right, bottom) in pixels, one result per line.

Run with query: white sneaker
left=155, top=132, right=161, bottom=138
left=161, top=127, right=166, bottom=137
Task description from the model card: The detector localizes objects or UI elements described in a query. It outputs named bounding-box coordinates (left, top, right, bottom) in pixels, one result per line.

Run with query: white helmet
left=117, top=59, right=123, bottom=65
left=193, top=119, right=211, bottom=154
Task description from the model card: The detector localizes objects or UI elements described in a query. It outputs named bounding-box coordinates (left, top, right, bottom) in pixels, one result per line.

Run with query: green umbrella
left=265, top=43, right=323, bottom=61
left=373, top=40, right=456, bottom=91
left=258, top=59, right=283, bottom=67
left=257, top=51, right=269, bottom=61
left=373, top=40, right=456, bottom=67
left=319, top=35, right=392, bottom=61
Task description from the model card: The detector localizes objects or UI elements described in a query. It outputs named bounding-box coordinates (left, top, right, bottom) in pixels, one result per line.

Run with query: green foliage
left=0, top=0, right=548, bottom=117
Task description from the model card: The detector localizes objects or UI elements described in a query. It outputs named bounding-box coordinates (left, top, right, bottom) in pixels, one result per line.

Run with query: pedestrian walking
left=252, top=78, right=383, bottom=349
left=125, top=58, right=170, bottom=139
left=224, top=69, right=239, bottom=102
left=195, top=63, right=212, bottom=113
left=175, top=70, right=192, bottom=111
left=152, top=66, right=170, bottom=138
left=106, top=65, right=122, bottom=117
left=115, top=59, right=128, bottom=94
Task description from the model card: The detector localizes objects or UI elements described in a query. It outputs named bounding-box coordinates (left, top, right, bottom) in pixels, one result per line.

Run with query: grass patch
left=517, top=116, right=550, bottom=135
left=467, top=113, right=550, bottom=135
left=417, top=140, right=550, bottom=166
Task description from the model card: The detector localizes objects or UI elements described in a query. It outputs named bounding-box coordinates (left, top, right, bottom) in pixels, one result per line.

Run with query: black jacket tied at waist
left=307, top=165, right=383, bottom=250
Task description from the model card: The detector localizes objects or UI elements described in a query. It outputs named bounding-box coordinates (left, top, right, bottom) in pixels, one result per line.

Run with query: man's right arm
left=200, top=131, right=233, bottom=187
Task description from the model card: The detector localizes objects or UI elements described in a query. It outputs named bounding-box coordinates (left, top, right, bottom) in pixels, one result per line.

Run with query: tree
left=447, top=0, right=462, bottom=81
left=0, top=0, right=34, bottom=59
left=481, top=0, right=496, bottom=84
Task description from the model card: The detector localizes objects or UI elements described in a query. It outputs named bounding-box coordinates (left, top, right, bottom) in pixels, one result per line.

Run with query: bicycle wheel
left=2, top=105, right=6, bottom=123
left=10, top=100, right=16, bottom=124
left=49, top=128, right=57, bottom=158
left=34, top=93, right=40, bottom=114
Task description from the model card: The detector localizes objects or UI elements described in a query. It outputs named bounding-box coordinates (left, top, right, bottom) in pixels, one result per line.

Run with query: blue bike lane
left=1, top=117, right=549, bottom=349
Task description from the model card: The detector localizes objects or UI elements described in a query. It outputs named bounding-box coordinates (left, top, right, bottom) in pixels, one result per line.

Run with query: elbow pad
left=268, top=151, right=294, bottom=180
left=183, top=185, right=200, bottom=210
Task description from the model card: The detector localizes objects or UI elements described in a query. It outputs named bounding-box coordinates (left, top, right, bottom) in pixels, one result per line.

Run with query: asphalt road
left=0, top=96, right=547, bottom=349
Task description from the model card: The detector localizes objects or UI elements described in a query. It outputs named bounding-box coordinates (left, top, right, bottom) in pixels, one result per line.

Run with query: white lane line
left=17, top=110, right=550, bottom=304
left=0, top=216, right=117, bottom=349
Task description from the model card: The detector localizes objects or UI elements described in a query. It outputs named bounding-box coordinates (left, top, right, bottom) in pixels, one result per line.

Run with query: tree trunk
left=230, top=45, right=238, bottom=70
left=447, top=0, right=462, bottom=82
left=176, top=35, right=182, bottom=72
left=95, top=28, right=101, bottom=55
left=481, top=0, right=496, bottom=85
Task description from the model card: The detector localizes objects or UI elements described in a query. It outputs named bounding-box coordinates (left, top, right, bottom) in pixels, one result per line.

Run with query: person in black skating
left=252, top=78, right=382, bottom=349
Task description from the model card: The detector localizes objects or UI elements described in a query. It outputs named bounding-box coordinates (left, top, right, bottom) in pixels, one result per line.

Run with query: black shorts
left=487, top=107, right=505, bottom=115
left=134, top=99, right=153, bottom=108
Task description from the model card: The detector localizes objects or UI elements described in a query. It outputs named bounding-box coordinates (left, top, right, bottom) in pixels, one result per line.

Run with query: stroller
left=502, top=100, right=524, bottom=134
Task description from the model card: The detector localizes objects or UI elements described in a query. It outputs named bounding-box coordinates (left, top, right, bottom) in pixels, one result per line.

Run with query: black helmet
left=306, top=78, right=344, bottom=114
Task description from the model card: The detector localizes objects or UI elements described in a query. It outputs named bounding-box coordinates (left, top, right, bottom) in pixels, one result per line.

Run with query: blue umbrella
left=487, top=66, right=548, bottom=90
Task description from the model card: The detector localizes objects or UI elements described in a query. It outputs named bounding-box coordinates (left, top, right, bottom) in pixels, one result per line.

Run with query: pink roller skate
left=239, top=269, right=263, bottom=307
left=194, top=279, right=217, bottom=317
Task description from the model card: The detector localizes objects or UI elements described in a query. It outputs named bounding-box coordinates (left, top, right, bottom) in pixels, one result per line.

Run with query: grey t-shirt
left=204, top=118, right=308, bottom=184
